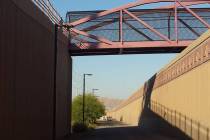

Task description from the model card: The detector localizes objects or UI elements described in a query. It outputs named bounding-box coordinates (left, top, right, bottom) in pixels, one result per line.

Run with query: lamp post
left=83, top=74, right=92, bottom=124
left=92, top=88, right=99, bottom=95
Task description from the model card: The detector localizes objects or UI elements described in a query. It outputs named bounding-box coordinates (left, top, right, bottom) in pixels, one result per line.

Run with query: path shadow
left=137, top=74, right=191, bottom=139
left=68, top=125, right=190, bottom=140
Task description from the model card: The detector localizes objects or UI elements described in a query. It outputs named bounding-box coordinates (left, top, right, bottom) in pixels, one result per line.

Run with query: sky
left=51, top=0, right=136, bottom=18
left=50, top=0, right=177, bottom=99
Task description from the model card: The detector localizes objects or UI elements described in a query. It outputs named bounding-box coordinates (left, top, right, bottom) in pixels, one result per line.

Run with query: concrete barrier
left=0, top=1, right=72, bottom=140
left=108, top=30, right=210, bottom=139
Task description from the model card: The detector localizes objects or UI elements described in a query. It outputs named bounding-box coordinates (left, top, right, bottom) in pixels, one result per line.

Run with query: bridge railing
left=151, top=100, right=210, bottom=140
left=32, top=0, right=62, bottom=24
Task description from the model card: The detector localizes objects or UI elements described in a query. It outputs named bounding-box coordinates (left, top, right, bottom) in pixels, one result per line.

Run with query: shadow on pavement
left=67, top=75, right=191, bottom=140
left=68, top=122, right=190, bottom=140
left=68, top=112, right=191, bottom=140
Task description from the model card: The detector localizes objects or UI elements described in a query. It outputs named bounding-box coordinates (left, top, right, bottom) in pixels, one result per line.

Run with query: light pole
left=92, top=88, right=99, bottom=95
left=83, top=74, right=92, bottom=124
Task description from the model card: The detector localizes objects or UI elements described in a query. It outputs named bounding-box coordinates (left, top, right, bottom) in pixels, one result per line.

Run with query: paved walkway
left=68, top=120, right=190, bottom=140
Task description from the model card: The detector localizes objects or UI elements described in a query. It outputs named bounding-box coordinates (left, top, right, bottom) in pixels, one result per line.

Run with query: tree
left=72, top=94, right=105, bottom=124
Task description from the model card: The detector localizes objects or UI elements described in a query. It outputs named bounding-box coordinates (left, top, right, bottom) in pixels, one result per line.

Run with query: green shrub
left=72, top=94, right=105, bottom=124
left=72, top=122, right=88, bottom=133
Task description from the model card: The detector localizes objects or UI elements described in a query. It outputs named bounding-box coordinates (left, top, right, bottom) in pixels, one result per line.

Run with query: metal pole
left=174, top=0, right=178, bottom=43
left=119, top=10, right=123, bottom=44
left=83, top=74, right=85, bottom=124
left=82, top=73, right=92, bottom=124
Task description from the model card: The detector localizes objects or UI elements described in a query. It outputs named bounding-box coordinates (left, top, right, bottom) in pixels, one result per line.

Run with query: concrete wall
left=151, top=32, right=210, bottom=139
left=108, top=30, right=210, bottom=139
left=0, top=1, right=72, bottom=140
left=56, top=30, right=72, bottom=140
left=108, top=89, right=144, bottom=126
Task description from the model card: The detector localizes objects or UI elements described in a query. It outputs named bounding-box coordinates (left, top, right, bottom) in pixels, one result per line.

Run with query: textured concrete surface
left=108, top=30, right=210, bottom=140
left=0, top=1, right=72, bottom=140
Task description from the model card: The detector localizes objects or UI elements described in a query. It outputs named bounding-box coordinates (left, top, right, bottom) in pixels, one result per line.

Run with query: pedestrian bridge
left=66, top=0, right=210, bottom=56
left=1, top=0, right=210, bottom=140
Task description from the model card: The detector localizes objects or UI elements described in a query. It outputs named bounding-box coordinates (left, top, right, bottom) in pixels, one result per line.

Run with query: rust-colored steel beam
left=70, top=4, right=210, bottom=39
left=72, top=40, right=192, bottom=49
left=66, top=0, right=209, bottom=27
left=82, top=18, right=119, bottom=32
left=71, top=28, right=114, bottom=45
left=178, top=18, right=200, bottom=37
left=70, top=40, right=192, bottom=56
left=71, top=35, right=90, bottom=49
left=119, top=10, right=123, bottom=44
left=177, top=1, right=210, bottom=29
left=65, top=0, right=210, bottom=56
left=123, top=9, right=171, bottom=42
left=174, top=0, right=178, bottom=42
left=66, top=0, right=175, bottom=27
left=123, top=21, right=153, bottom=41
left=160, top=1, right=210, bottom=9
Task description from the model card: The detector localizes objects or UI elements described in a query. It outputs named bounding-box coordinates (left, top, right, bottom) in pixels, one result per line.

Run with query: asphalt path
left=69, top=120, right=190, bottom=140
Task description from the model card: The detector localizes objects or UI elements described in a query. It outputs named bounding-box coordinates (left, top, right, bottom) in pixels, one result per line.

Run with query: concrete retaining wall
left=108, top=30, right=210, bottom=139
left=0, top=1, right=72, bottom=140
left=110, top=97, right=143, bottom=126
left=108, top=88, right=144, bottom=126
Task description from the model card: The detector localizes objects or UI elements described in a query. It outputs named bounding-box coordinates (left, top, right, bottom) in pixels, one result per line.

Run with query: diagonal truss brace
left=177, top=0, right=210, bottom=29
left=77, top=1, right=210, bottom=33
left=123, top=9, right=172, bottom=42
left=65, top=0, right=210, bottom=53
left=71, top=28, right=114, bottom=45
left=67, top=0, right=210, bottom=27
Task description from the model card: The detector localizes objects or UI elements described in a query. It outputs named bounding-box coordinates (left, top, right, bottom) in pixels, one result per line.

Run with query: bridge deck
left=66, top=7, right=210, bottom=56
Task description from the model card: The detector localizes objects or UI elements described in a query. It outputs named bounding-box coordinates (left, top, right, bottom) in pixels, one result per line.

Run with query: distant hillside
left=98, top=97, right=124, bottom=111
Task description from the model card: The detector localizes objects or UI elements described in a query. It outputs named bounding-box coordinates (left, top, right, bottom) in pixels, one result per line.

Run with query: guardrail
left=32, top=0, right=62, bottom=24
left=151, top=100, right=210, bottom=140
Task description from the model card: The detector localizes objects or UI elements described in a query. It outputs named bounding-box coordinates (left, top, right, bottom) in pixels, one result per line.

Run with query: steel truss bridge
left=63, top=0, right=210, bottom=56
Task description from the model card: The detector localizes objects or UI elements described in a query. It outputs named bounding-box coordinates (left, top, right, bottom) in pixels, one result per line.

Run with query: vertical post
left=191, top=119, right=193, bottom=137
left=171, top=110, right=173, bottom=125
left=83, top=74, right=85, bottom=124
left=198, top=122, right=200, bottom=140
left=167, top=108, right=168, bottom=121
left=168, top=12, right=171, bottom=39
left=179, top=112, right=181, bottom=128
left=119, top=10, right=123, bottom=54
left=119, top=10, right=123, bottom=44
left=174, top=0, right=178, bottom=43
left=185, top=115, right=187, bottom=132
left=175, top=110, right=176, bottom=126
left=53, top=24, right=58, bottom=140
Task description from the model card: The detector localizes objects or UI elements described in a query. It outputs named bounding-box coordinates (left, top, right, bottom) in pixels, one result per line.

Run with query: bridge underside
left=66, top=0, right=210, bottom=56
left=69, top=41, right=187, bottom=56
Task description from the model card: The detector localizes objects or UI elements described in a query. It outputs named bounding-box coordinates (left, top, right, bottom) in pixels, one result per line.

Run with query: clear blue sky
left=51, top=0, right=177, bottom=99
